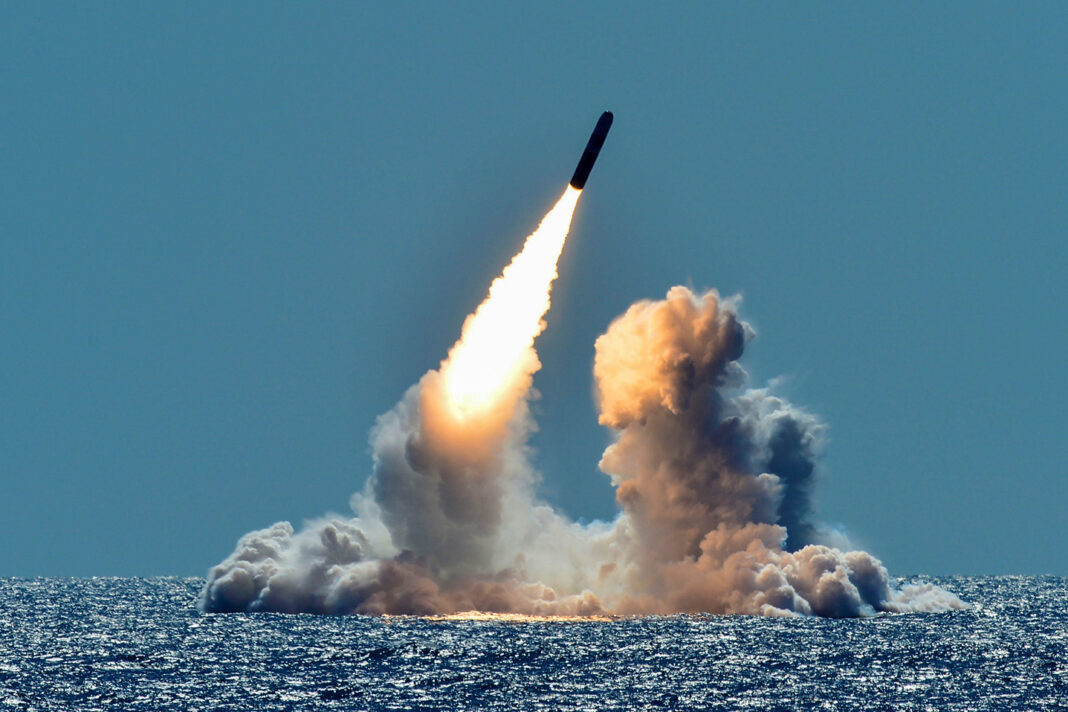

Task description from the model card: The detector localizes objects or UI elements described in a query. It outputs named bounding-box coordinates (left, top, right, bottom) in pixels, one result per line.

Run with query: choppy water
left=0, top=577, right=1064, bottom=710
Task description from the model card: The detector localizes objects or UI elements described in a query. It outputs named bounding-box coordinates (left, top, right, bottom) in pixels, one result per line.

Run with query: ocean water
left=0, top=577, right=1064, bottom=711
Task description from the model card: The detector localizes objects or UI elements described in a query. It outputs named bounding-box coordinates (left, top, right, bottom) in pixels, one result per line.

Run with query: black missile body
left=569, top=111, right=613, bottom=189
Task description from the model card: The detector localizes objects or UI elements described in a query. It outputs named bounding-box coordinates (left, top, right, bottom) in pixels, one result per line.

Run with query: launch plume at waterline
left=200, top=163, right=598, bottom=616
left=200, top=113, right=964, bottom=618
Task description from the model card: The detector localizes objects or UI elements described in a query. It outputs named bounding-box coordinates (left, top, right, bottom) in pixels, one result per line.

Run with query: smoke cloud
left=201, top=280, right=963, bottom=617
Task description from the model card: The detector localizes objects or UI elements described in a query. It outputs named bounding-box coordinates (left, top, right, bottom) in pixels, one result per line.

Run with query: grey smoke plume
left=201, top=286, right=964, bottom=617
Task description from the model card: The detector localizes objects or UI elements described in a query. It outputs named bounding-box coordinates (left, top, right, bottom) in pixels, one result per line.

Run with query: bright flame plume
left=441, top=186, right=581, bottom=418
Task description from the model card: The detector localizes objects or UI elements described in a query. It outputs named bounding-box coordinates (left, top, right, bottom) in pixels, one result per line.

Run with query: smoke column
left=200, top=190, right=964, bottom=618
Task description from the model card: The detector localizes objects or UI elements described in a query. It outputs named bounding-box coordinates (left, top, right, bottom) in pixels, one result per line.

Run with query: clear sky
left=2, top=3, right=1064, bottom=577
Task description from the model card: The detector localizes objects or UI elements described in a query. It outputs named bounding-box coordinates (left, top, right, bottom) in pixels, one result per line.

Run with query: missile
left=569, top=111, right=613, bottom=190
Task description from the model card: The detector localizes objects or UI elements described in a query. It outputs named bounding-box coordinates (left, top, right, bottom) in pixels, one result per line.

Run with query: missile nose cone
left=569, top=111, right=614, bottom=189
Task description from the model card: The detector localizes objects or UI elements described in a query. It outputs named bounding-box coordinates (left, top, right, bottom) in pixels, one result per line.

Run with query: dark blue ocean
left=0, top=577, right=1064, bottom=710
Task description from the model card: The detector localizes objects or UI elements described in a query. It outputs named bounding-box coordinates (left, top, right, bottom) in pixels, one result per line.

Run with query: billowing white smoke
left=200, top=286, right=964, bottom=617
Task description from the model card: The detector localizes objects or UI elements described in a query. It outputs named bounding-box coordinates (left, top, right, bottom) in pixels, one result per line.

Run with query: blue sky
left=1, top=3, right=1064, bottom=576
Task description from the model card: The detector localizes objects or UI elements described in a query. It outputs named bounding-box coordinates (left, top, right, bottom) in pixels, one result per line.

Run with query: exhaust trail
left=441, top=186, right=580, bottom=420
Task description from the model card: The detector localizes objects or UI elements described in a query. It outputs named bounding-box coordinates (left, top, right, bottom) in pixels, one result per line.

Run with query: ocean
left=1, top=576, right=1064, bottom=710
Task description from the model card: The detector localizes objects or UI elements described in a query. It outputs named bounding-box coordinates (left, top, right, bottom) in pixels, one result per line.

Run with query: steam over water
left=201, top=192, right=963, bottom=618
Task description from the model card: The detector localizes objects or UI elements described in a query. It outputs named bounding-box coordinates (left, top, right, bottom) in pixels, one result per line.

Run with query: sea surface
left=0, top=577, right=1064, bottom=710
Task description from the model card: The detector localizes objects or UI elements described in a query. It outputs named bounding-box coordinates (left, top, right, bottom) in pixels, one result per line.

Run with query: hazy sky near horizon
left=2, top=3, right=1065, bottom=577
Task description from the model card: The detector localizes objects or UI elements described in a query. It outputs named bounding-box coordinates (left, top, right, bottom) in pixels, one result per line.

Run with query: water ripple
left=0, top=577, right=1064, bottom=710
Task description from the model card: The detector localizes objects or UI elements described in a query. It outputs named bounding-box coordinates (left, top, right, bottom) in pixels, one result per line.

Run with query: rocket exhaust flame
left=441, top=187, right=580, bottom=420
left=200, top=114, right=965, bottom=619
